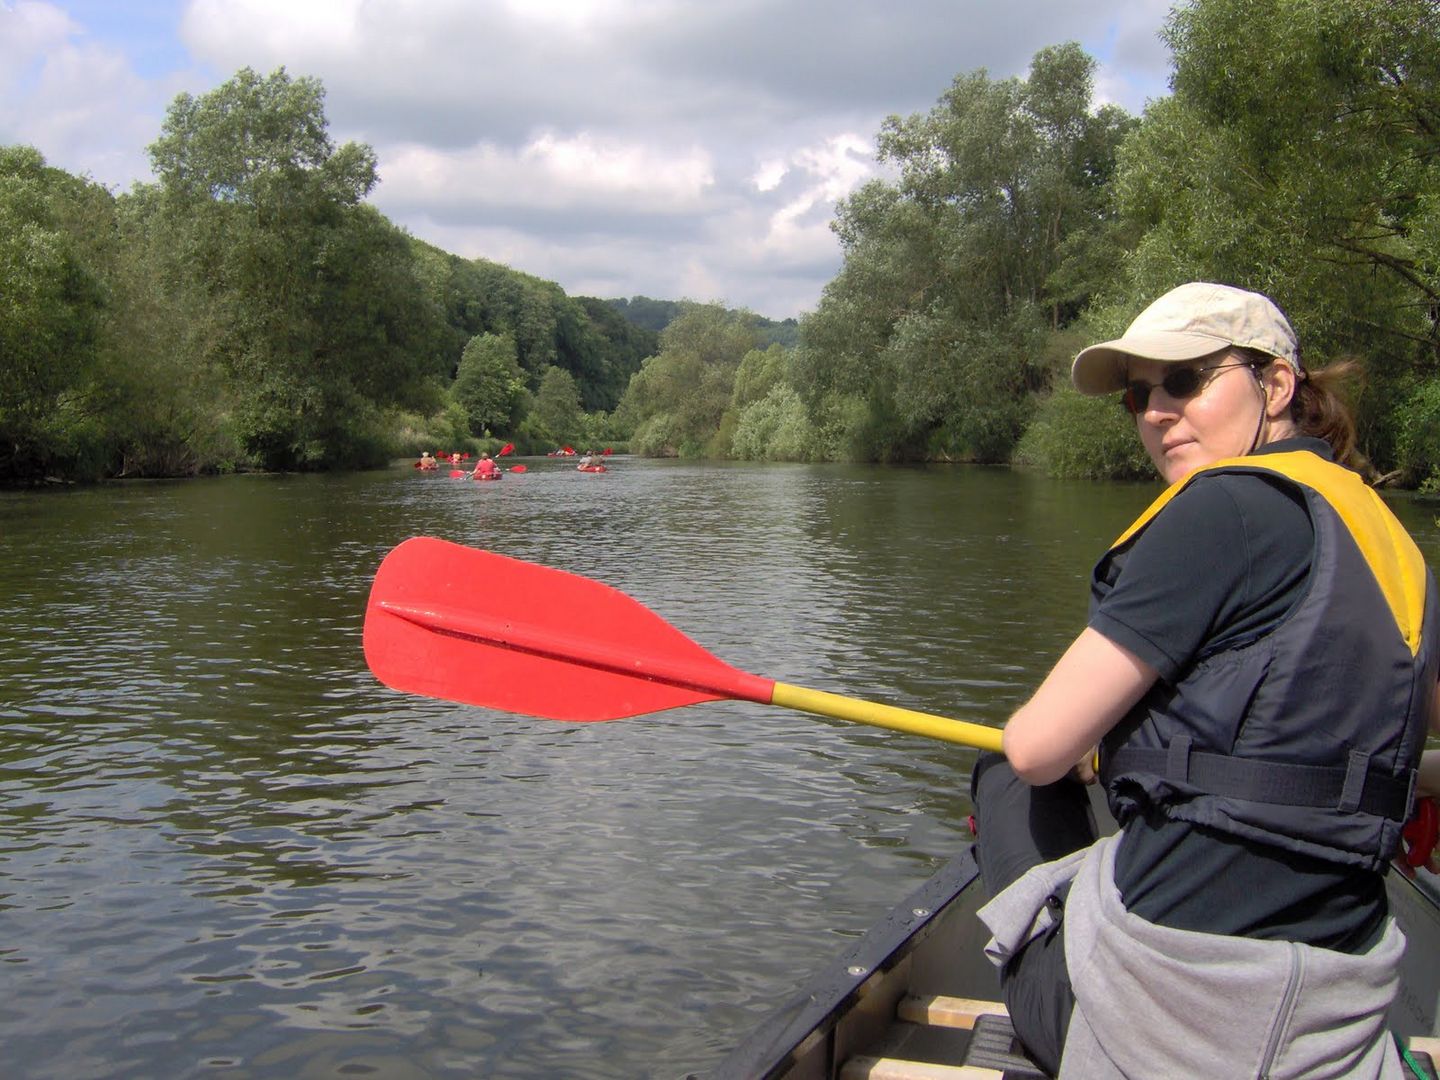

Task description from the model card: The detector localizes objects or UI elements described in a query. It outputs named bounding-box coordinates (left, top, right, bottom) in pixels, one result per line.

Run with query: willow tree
left=147, top=67, right=444, bottom=469
left=0, top=146, right=108, bottom=480
left=794, top=43, right=1135, bottom=462
left=1104, top=0, right=1440, bottom=483
left=614, top=303, right=762, bottom=457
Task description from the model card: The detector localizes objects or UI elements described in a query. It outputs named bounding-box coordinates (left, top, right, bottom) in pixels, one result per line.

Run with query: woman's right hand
left=1071, top=749, right=1099, bottom=785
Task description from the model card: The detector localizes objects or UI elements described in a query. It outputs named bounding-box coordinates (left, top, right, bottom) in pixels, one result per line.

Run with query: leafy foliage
left=453, top=332, right=528, bottom=437
left=1395, top=376, right=1440, bottom=492
left=1015, top=388, right=1155, bottom=480
left=147, top=67, right=445, bottom=470
left=529, top=365, right=584, bottom=445
left=0, top=146, right=108, bottom=480
left=615, top=304, right=762, bottom=457
left=793, top=43, right=1131, bottom=462
left=731, top=385, right=821, bottom=461
left=1105, top=0, right=1440, bottom=470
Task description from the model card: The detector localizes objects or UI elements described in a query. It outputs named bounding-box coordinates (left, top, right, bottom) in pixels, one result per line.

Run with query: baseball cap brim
left=1071, top=330, right=1235, bottom=395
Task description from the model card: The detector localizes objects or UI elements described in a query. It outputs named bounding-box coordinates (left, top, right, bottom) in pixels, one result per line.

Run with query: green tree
left=729, top=344, right=791, bottom=410
left=568, top=296, right=657, bottom=411
left=1015, top=387, right=1154, bottom=480
left=0, top=146, right=107, bottom=480
left=615, top=303, right=762, bottom=457
left=453, top=331, right=527, bottom=436
left=92, top=185, right=239, bottom=476
left=147, top=67, right=443, bottom=470
left=531, top=365, right=583, bottom=444
left=1100, top=0, right=1440, bottom=478
left=797, top=43, right=1134, bottom=462
left=731, top=385, right=820, bottom=461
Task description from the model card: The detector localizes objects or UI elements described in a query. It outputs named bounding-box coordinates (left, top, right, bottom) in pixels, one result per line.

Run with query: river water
left=2, top=458, right=1437, bottom=1079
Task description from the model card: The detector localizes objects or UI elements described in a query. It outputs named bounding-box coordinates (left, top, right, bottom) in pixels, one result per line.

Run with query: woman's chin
left=1156, top=448, right=1201, bottom=485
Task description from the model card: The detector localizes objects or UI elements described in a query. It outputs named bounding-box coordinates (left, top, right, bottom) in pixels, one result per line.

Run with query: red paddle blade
left=364, top=538, right=774, bottom=721
left=508, top=464, right=527, bottom=473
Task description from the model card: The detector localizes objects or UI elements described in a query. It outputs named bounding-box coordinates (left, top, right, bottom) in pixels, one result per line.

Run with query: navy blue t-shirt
left=1091, top=438, right=1386, bottom=952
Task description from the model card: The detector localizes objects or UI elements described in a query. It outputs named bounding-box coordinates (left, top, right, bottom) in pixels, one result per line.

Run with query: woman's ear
left=1261, top=361, right=1298, bottom=419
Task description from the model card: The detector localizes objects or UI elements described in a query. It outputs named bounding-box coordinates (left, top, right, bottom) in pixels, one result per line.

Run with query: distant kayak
left=472, top=471, right=503, bottom=481
left=576, top=464, right=607, bottom=473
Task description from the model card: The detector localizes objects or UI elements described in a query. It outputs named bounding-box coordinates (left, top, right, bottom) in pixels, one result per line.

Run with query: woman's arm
left=1002, top=627, right=1160, bottom=786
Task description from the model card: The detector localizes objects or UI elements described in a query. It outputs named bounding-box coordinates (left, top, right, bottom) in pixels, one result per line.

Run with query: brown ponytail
left=1290, top=358, right=1365, bottom=474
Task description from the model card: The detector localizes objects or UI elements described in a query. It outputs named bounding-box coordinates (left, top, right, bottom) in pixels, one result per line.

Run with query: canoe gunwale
left=707, top=846, right=983, bottom=1080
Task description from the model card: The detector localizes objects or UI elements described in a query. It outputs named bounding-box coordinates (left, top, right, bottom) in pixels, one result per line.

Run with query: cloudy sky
left=2, top=0, right=1176, bottom=319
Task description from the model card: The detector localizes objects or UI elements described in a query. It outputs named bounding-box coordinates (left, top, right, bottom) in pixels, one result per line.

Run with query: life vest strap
left=1109, top=742, right=1415, bottom=820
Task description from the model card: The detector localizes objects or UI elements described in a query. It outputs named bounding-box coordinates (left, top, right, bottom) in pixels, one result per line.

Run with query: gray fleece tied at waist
left=979, top=835, right=1406, bottom=1079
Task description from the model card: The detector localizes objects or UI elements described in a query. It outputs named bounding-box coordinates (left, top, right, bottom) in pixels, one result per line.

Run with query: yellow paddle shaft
left=770, top=682, right=1004, bottom=752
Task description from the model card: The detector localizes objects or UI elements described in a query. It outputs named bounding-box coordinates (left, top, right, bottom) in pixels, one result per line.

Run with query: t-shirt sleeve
left=1089, top=475, right=1313, bottom=682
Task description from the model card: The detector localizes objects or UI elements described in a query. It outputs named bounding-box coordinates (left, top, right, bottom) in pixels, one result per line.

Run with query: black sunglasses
left=1121, top=360, right=1257, bottom=416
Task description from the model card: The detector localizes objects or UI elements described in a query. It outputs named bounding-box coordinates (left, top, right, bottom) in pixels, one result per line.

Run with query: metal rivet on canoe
left=912, top=908, right=931, bottom=918
left=846, top=965, right=868, bottom=977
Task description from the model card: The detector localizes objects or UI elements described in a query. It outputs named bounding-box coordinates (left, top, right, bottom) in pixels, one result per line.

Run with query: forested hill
left=407, top=238, right=660, bottom=414
left=607, top=297, right=800, bottom=348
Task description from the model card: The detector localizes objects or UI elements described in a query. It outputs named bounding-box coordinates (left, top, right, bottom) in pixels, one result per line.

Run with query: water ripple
left=1, top=467, right=1433, bottom=1078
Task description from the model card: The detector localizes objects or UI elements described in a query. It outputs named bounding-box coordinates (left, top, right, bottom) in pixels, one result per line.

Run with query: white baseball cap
left=1072, top=282, right=1303, bottom=395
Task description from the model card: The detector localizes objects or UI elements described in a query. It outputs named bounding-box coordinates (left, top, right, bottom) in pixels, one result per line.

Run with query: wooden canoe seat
left=1401, top=1037, right=1440, bottom=1080
left=839, top=997, right=1440, bottom=1080
left=897, top=996, right=1009, bottom=1030
left=838, top=997, right=1044, bottom=1080
left=839, top=1059, right=1005, bottom=1079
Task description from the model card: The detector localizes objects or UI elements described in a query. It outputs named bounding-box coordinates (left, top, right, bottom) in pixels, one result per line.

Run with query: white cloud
left=752, top=159, right=787, bottom=193
left=523, top=133, right=713, bottom=206
left=748, top=133, right=874, bottom=270
left=1084, top=0, right=1174, bottom=114
left=0, top=0, right=73, bottom=64
left=501, top=0, right=638, bottom=29
left=8, top=0, right=1179, bottom=316
left=181, top=0, right=363, bottom=64
left=0, top=1, right=165, bottom=188
left=377, top=133, right=713, bottom=222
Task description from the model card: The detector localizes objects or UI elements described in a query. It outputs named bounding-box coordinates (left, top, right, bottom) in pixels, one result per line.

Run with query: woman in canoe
left=970, top=282, right=1440, bottom=1077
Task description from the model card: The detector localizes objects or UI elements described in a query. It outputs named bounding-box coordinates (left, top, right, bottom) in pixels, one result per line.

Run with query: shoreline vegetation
left=4, top=0, right=1438, bottom=492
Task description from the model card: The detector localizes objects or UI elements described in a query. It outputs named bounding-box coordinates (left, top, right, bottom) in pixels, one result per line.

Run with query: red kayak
left=472, top=471, right=503, bottom=481
left=577, top=464, right=607, bottom=473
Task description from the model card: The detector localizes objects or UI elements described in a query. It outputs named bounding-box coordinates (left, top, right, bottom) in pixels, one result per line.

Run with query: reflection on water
left=1, top=462, right=1435, bottom=1078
